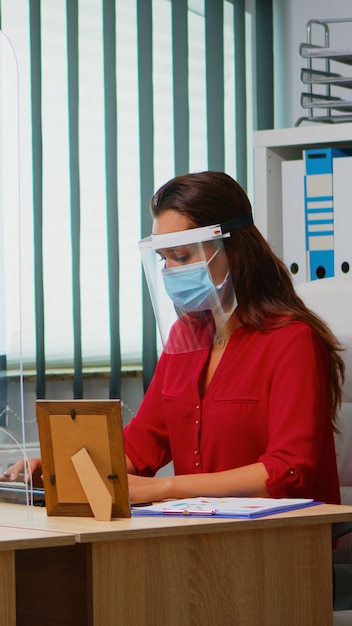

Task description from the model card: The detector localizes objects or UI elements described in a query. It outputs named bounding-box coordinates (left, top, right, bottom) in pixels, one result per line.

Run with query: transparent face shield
left=139, top=219, right=251, bottom=354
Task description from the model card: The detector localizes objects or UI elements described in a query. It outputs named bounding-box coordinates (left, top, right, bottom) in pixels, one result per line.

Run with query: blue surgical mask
left=162, top=249, right=227, bottom=312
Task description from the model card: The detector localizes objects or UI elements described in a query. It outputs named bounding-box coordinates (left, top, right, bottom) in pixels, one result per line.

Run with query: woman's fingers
left=0, top=458, right=43, bottom=485
left=1, top=459, right=25, bottom=481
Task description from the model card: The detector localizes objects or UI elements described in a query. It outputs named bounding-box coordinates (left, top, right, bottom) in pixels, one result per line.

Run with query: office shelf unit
left=253, top=122, right=352, bottom=260
left=297, top=18, right=352, bottom=126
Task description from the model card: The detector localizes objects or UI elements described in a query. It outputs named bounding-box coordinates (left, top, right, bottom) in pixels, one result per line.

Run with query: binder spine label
left=304, top=148, right=351, bottom=281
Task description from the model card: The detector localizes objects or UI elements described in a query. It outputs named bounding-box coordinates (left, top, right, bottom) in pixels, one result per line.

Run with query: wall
left=273, top=0, right=352, bottom=128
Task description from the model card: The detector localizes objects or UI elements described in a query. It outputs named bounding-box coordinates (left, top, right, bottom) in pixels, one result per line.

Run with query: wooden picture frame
left=36, top=400, right=131, bottom=520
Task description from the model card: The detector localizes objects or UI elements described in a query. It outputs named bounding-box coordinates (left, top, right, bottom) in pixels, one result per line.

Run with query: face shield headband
left=139, top=214, right=254, bottom=354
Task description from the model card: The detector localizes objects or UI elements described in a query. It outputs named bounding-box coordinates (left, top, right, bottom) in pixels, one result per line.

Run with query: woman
left=125, top=171, right=344, bottom=505
left=1, top=171, right=344, bottom=506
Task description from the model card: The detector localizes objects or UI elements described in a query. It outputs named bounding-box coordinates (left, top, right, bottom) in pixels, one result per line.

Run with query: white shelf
left=254, top=123, right=352, bottom=149
left=253, top=123, right=352, bottom=259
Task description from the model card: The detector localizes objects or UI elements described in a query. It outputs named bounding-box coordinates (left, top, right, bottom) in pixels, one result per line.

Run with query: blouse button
left=195, top=420, right=199, bottom=425
left=194, top=450, right=198, bottom=455
left=195, top=462, right=199, bottom=467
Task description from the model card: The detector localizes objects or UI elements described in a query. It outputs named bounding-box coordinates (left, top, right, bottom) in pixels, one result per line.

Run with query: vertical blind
left=0, top=0, right=273, bottom=398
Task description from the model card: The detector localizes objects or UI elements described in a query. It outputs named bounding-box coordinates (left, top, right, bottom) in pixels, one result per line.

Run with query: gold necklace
left=214, top=314, right=242, bottom=349
left=215, top=335, right=226, bottom=349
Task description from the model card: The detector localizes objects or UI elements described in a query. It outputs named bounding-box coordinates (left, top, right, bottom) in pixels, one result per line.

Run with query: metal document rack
left=296, top=18, right=352, bottom=126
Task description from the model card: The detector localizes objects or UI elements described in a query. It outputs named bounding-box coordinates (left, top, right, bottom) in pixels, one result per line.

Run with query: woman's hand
left=0, top=457, right=43, bottom=488
left=128, top=473, right=172, bottom=504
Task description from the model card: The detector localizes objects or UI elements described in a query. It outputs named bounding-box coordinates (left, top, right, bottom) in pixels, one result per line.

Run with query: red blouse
left=123, top=320, right=340, bottom=504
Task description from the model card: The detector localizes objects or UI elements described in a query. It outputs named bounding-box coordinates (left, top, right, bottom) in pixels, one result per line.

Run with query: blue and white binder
left=332, top=156, right=352, bottom=279
left=282, top=159, right=306, bottom=285
left=304, top=148, right=351, bottom=281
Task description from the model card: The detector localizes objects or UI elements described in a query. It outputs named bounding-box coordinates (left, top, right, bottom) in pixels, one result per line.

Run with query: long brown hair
left=151, top=171, right=345, bottom=427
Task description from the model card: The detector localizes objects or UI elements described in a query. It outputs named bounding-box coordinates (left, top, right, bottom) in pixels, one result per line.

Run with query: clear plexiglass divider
left=0, top=30, right=38, bottom=514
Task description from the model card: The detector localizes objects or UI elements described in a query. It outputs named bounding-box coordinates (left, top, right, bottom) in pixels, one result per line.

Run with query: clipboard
left=131, top=497, right=320, bottom=518
left=36, top=399, right=131, bottom=521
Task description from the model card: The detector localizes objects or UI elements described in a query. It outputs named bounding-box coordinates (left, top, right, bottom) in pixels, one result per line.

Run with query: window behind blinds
left=0, top=0, right=256, bottom=389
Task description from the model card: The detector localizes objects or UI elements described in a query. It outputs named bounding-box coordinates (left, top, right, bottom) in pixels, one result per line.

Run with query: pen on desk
left=162, top=508, right=216, bottom=516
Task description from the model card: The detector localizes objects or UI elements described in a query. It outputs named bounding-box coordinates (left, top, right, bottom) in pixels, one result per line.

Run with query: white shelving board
left=253, top=123, right=352, bottom=259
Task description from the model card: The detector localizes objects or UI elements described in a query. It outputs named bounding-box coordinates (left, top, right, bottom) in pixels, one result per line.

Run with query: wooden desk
left=1, top=503, right=352, bottom=626
left=0, top=522, right=76, bottom=626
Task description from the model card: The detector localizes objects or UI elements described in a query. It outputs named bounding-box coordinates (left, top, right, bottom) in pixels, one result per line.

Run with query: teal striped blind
left=0, top=0, right=273, bottom=398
